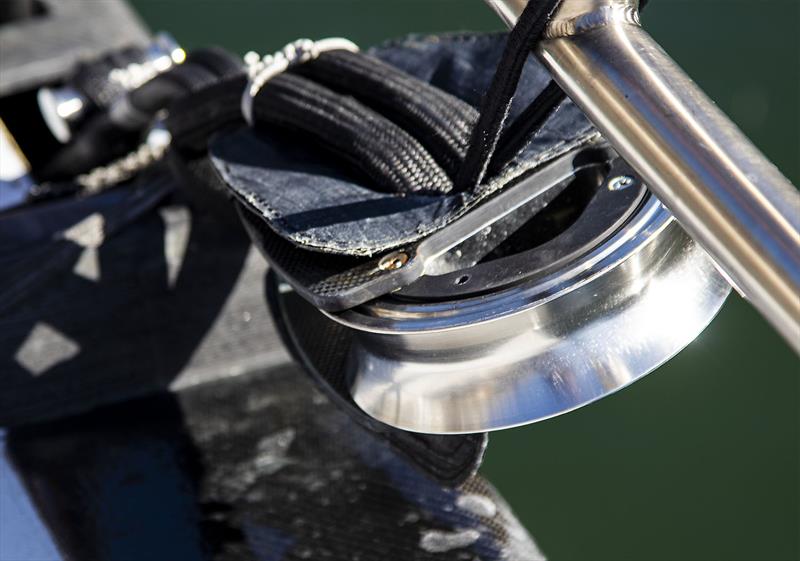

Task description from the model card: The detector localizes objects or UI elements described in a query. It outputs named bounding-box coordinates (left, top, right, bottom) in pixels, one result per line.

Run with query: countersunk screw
left=609, top=175, right=635, bottom=191
left=378, top=251, right=409, bottom=271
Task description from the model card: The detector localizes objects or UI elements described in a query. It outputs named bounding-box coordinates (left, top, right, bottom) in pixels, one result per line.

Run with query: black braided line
left=488, top=0, right=652, bottom=173
left=294, top=50, right=478, bottom=178
left=253, top=72, right=454, bottom=195
left=455, top=0, right=563, bottom=192
left=185, top=46, right=244, bottom=80
left=489, top=80, right=565, bottom=173
left=127, top=63, right=219, bottom=116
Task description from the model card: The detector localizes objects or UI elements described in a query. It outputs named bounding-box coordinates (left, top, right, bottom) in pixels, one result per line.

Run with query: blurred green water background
left=131, top=1, right=799, bottom=559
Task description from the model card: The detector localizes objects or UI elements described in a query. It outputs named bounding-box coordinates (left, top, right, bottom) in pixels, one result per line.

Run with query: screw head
left=609, top=175, right=635, bottom=191
left=379, top=251, right=409, bottom=271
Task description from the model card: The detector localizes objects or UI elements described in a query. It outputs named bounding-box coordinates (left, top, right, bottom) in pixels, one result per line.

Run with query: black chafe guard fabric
left=210, top=32, right=597, bottom=256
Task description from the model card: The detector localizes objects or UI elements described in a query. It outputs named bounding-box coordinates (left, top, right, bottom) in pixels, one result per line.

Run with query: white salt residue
left=223, top=428, right=298, bottom=493
left=253, top=427, right=296, bottom=475
left=245, top=393, right=280, bottom=413
left=420, top=529, right=481, bottom=553
left=245, top=488, right=265, bottom=503
left=399, top=511, right=420, bottom=526
left=306, top=479, right=326, bottom=492
left=456, top=494, right=497, bottom=518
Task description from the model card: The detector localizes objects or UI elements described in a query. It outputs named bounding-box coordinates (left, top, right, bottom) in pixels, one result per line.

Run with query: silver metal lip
left=334, top=196, right=731, bottom=434
left=330, top=194, right=672, bottom=334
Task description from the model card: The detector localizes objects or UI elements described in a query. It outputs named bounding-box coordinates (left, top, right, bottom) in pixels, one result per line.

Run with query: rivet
left=379, top=251, right=409, bottom=271
left=609, top=175, right=635, bottom=191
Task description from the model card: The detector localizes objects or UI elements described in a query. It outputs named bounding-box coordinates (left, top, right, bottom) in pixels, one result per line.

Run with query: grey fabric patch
left=211, top=33, right=597, bottom=256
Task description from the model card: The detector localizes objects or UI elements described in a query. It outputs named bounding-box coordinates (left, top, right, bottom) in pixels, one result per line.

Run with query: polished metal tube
left=484, top=0, right=800, bottom=352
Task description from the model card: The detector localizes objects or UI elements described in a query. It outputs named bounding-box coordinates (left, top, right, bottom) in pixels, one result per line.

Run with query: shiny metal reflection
left=37, top=86, right=86, bottom=143
left=334, top=197, right=730, bottom=434
left=37, top=32, right=185, bottom=143
left=485, top=0, right=800, bottom=353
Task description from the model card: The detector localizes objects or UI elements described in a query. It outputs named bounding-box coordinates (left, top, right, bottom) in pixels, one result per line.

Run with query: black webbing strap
left=455, top=0, right=563, bottom=192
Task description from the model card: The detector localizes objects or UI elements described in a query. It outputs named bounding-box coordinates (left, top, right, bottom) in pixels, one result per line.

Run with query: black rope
left=166, top=48, right=471, bottom=195
left=253, top=73, right=454, bottom=195
left=455, top=0, right=563, bottom=191
left=489, top=80, right=565, bottom=174
left=185, top=46, right=245, bottom=80
left=166, top=75, right=247, bottom=153
left=37, top=48, right=244, bottom=183
left=293, top=50, right=478, bottom=178
left=127, top=63, right=218, bottom=119
left=162, top=10, right=572, bottom=198
left=159, top=22, right=571, bottom=198
left=488, top=0, right=652, bottom=174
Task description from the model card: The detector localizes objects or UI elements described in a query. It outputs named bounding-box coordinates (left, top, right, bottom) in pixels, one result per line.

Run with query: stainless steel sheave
left=330, top=147, right=732, bottom=433
left=329, top=0, right=799, bottom=434
left=485, top=0, right=800, bottom=353
left=340, top=189, right=731, bottom=433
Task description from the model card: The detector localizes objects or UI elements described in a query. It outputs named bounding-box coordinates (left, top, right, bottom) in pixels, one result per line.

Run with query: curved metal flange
left=335, top=198, right=730, bottom=434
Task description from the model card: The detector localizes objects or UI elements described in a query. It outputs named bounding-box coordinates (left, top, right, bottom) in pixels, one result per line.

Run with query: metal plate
left=237, top=146, right=604, bottom=312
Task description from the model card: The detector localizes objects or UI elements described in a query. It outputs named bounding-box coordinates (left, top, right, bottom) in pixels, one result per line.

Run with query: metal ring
left=326, top=196, right=731, bottom=434
left=241, top=37, right=359, bottom=126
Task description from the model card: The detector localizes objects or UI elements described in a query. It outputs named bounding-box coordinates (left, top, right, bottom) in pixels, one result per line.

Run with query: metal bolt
left=379, top=251, right=409, bottom=271
left=608, top=175, right=635, bottom=191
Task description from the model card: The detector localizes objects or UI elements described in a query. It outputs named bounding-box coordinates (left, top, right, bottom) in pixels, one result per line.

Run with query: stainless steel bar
left=484, top=0, right=800, bottom=352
